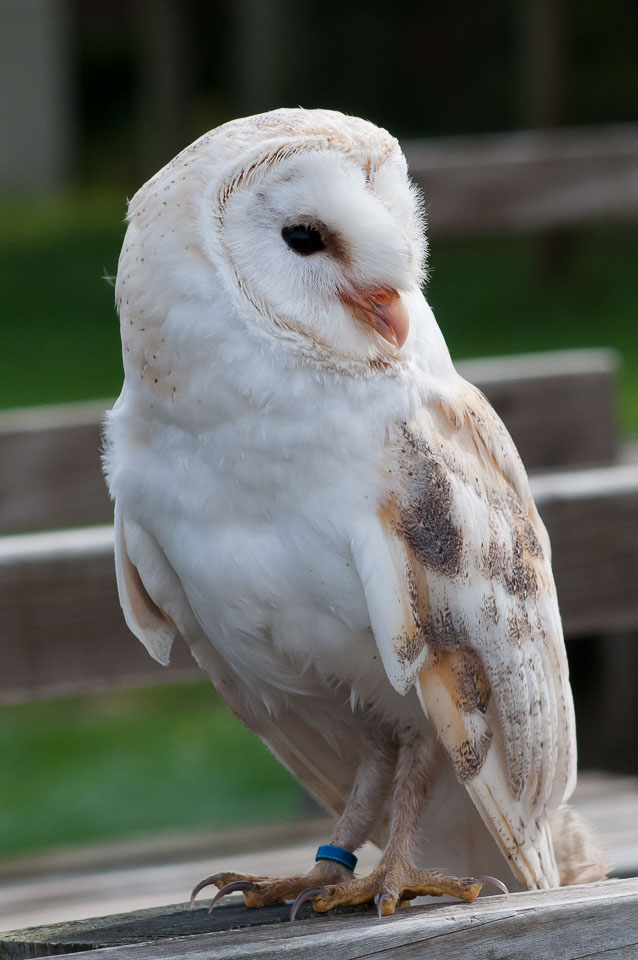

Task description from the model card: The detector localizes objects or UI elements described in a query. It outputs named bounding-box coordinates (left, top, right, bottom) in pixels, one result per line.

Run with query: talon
left=190, top=873, right=227, bottom=908
left=290, top=886, right=323, bottom=922
left=374, top=891, right=394, bottom=918
left=207, top=880, right=260, bottom=913
left=470, top=874, right=509, bottom=897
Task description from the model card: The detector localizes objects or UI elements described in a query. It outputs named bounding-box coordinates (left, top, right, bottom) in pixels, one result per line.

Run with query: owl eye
left=281, top=223, right=325, bottom=256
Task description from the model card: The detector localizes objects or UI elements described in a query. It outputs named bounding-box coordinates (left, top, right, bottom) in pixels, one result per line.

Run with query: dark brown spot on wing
left=425, top=606, right=470, bottom=650
left=523, top=521, right=542, bottom=558
left=485, top=517, right=538, bottom=600
left=481, top=591, right=500, bottom=626
left=395, top=427, right=463, bottom=579
left=436, top=386, right=549, bottom=601
left=451, top=730, right=493, bottom=782
left=506, top=606, right=532, bottom=648
left=433, top=646, right=492, bottom=715
left=420, top=646, right=493, bottom=782
left=426, top=645, right=492, bottom=717
left=394, top=629, right=428, bottom=667
left=506, top=490, right=543, bottom=558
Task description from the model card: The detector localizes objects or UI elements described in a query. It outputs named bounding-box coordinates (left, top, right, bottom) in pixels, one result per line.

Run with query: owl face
left=206, top=140, right=426, bottom=368
left=119, top=111, right=429, bottom=385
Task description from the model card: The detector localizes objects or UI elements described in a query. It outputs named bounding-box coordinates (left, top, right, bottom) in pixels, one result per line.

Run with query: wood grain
left=2, top=879, right=637, bottom=960
left=1, top=773, right=635, bottom=935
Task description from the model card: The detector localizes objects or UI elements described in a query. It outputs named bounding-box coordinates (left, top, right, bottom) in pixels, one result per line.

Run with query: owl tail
left=548, top=805, right=610, bottom=885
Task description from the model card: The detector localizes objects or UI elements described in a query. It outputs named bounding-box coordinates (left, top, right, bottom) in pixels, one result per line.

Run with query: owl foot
left=290, top=862, right=508, bottom=919
left=189, top=860, right=354, bottom=912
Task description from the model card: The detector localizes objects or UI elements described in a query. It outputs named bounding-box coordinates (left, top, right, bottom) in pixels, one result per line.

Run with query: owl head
left=117, top=109, right=428, bottom=380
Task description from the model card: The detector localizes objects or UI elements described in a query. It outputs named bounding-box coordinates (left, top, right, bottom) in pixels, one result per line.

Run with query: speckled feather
left=104, top=108, right=606, bottom=893
left=362, top=384, right=577, bottom=887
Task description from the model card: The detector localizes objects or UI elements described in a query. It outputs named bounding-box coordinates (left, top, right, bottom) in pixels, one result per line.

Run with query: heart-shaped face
left=116, top=108, right=427, bottom=391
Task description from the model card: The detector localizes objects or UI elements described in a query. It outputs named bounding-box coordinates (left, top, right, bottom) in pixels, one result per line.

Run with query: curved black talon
left=290, top=886, right=323, bottom=922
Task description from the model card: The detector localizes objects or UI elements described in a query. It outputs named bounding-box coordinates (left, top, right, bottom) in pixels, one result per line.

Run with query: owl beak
left=339, top=287, right=409, bottom=349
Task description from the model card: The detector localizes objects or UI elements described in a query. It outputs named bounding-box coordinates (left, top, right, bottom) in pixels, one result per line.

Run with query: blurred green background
left=1, top=0, right=637, bottom=862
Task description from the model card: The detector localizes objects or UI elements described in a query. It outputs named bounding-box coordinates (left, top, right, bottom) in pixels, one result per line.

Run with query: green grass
left=0, top=190, right=126, bottom=409
left=0, top=683, right=300, bottom=860
left=1, top=192, right=637, bottom=860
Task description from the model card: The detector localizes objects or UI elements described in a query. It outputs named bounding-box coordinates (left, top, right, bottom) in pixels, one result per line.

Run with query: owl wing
left=112, top=502, right=366, bottom=821
left=352, top=379, right=577, bottom=889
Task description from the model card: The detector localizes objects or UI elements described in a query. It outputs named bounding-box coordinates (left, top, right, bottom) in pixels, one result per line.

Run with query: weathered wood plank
left=2, top=879, right=637, bottom=960
left=405, top=124, right=638, bottom=234
left=0, top=527, right=199, bottom=704
left=0, top=899, right=372, bottom=959
left=531, top=464, right=638, bottom=635
left=2, top=458, right=638, bottom=703
left=0, top=350, right=619, bottom=535
left=460, top=349, right=619, bottom=471
left=0, top=401, right=113, bottom=535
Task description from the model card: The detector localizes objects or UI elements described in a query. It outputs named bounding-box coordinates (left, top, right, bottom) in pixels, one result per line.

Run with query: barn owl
left=104, top=108, right=606, bottom=917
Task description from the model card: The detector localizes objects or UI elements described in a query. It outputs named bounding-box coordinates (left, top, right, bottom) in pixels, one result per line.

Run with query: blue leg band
left=315, top=843, right=358, bottom=872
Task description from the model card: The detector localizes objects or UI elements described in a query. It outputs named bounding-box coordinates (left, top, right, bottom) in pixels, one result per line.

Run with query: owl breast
left=111, top=378, right=420, bottom=723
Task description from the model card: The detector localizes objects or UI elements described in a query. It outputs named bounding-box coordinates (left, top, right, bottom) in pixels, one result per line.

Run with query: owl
left=104, top=108, right=606, bottom=917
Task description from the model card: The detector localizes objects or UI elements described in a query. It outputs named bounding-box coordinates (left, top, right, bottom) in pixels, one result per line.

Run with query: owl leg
left=190, top=732, right=396, bottom=911
left=300, top=732, right=507, bottom=917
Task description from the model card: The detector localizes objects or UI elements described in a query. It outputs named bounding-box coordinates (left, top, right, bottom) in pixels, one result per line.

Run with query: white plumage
left=104, top=108, right=606, bottom=913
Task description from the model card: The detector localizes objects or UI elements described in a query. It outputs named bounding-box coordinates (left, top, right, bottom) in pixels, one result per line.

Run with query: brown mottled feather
left=369, top=379, right=578, bottom=887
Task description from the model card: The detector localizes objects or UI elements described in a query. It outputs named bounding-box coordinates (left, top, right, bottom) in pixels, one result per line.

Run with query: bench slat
left=405, top=124, right=638, bottom=234
left=0, top=527, right=198, bottom=705
left=532, top=464, right=638, bottom=636
left=2, top=878, right=637, bottom=960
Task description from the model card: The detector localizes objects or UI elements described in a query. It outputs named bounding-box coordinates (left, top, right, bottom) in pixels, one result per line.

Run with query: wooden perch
left=2, top=879, right=637, bottom=959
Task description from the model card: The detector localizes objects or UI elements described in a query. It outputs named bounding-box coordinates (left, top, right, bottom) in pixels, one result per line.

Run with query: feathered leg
left=192, top=731, right=506, bottom=916
left=190, top=732, right=396, bottom=911
left=308, top=732, right=500, bottom=916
